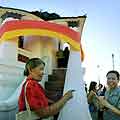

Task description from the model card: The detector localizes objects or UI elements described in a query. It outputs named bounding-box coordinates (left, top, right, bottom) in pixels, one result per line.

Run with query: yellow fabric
left=0, top=29, right=81, bottom=51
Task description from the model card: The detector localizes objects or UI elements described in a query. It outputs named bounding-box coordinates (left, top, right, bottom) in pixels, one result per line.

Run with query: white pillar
left=0, top=40, right=18, bottom=64
left=58, top=51, right=91, bottom=120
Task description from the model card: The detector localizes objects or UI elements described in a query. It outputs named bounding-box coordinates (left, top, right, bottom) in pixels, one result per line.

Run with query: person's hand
left=63, top=90, right=75, bottom=100
left=98, top=96, right=111, bottom=109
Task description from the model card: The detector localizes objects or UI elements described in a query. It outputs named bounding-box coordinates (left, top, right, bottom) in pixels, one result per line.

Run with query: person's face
left=94, top=85, right=97, bottom=92
left=29, top=64, right=44, bottom=81
left=106, top=73, right=119, bottom=89
left=98, top=84, right=102, bottom=89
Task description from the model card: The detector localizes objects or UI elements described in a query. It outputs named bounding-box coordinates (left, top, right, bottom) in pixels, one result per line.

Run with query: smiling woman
left=18, top=57, right=74, bottom=120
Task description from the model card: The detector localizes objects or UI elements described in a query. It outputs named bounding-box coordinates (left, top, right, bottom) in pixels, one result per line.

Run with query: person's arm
left=87, top=90, right=97, bottom=104
left=34, top=90, right=73, bottom=118
left=108, top=103, right=120, bottom=115
left=98, top=97, right=120, bottom=116
left=47, top=98, right=54, bottom=104
left=26, top=82, right=73, bottom=118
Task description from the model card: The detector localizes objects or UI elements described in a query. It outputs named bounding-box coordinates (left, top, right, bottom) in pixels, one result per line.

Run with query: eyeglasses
left=107, top=77, right=117, bottom=81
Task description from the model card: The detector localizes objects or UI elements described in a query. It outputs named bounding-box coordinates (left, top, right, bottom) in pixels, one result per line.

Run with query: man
left=98, top=70, right=120, bottom=120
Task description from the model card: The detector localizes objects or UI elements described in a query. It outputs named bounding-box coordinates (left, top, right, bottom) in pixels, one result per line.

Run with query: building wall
left=24, top=36, right=58, bottom=74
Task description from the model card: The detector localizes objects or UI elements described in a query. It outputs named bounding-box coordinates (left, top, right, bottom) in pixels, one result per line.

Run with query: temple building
left=0, top=6, right=90, bottom=120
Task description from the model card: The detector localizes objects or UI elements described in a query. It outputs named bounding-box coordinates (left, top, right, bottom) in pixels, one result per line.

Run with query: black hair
left=106, top=70, right=120, bottom=80
left=99, top=84, right=103, bottom=88
left=24, top=58, right=45, bottom=76
left=89, top=81, right=97, bottom=92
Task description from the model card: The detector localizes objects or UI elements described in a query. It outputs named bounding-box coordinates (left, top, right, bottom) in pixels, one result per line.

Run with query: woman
left=18, top=58, right=74, bottom=119
left=87, top=81, right=99, bottom=120
left=98, top=70, right=120, bottom=120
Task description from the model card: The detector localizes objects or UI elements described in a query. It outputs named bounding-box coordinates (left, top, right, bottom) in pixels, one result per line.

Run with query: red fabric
left=18, top=77, right=48, bottom=112
left=0, top=20, right=80, bottom=43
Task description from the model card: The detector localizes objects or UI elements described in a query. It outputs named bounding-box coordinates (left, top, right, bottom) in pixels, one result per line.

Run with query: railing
left=17, top=48, right=32, bottom=58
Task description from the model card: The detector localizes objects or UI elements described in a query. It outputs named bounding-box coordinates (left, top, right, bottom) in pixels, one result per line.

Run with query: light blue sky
left=1, top=0, right=120, bottom=86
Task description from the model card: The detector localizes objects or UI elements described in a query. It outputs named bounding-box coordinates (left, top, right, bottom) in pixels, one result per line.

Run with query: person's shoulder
left=115, top=87, right=120, bottom=92
left=117, top=87, right=120, bottom=93
left=112, top=87, right=120, bottom=97
left=104, top=90, right=109, bottom=97
left=27, top=80, right=39, bottom=89
left=117, top=87, right=120, bottom=90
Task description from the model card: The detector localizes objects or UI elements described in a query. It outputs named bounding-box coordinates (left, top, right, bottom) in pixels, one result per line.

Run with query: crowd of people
left=87, top=70, right=120, bottom=120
